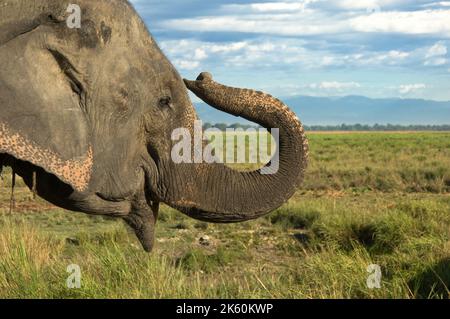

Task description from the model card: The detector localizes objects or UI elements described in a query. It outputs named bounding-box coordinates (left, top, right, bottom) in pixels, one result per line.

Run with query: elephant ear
left=0, top=28, right=93, bottom=192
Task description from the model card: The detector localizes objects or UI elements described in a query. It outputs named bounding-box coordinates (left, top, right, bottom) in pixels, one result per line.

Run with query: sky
left=130, top=0, right=450, bottom=101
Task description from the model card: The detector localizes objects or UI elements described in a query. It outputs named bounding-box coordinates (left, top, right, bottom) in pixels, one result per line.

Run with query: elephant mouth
left=142, top=143, right=164, bottom=204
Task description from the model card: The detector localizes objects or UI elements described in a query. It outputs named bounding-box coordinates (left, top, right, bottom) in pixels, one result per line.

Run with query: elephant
left=0, top=0, right=308, bottom=252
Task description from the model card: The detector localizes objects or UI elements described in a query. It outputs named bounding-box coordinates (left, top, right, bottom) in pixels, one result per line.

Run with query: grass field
left=0, top=132, right=449, bottom=298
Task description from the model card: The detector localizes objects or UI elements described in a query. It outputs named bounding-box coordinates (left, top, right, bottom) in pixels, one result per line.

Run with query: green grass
left=305, top=132, right=450, bottom=193
left=0, top=132, right=449, bottom=299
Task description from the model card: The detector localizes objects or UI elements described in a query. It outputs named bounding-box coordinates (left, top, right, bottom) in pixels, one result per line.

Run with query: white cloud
left=264, top=81, right=364, bottom=97
left=331, top=0, right=382, bottom=11
left=326, top=0, right=411, bottom=10
left=162, top=15, right=348, bottom=37
left=425, top=41, right=447, bottom=58
left=160, top=36, right=450, bottom=73
left=387, top=50, right=410, bottom=59
left=209, top=42, right=250, bottom=53
left=194, top=48, right=208, bottom=60
left=224, top=1, right=314, bottom=13
left=398, top=84, right=426, bottom=94
left=162, top=3, right=450, bottom=38
left=423, top=41, right=449, bottom=66
left=424, top=57, right=448, bottom=66
left=311, top=81, right=362, bottom=90
left=173, top=60, right=200, bottom=70
left=160, top=39, right=307, bottom=70
left=349, top=10, right=450, bottom=36
left=421, top=1, right=450, bottom=8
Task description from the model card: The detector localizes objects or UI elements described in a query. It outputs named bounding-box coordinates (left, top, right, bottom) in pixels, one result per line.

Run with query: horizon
left=194, top=94, right=450, bottom=125
left=200, top=122, right=450, bottom=127
left=255, top=94, right=450, bottom=102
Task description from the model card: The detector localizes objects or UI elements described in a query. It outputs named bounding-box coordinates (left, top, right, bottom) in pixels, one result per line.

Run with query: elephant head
left=0, top=0, right=308, bottom=252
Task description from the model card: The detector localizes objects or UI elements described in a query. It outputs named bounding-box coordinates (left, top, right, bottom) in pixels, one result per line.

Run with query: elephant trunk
left=163, top=72, right=308, bottom=222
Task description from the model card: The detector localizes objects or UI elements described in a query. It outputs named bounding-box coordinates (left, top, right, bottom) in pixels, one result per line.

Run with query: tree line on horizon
left=202, top=122, right=450, bottom=131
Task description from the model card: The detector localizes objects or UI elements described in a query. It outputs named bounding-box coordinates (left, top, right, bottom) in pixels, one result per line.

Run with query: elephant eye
left=159, top=96, right=172, bottom=108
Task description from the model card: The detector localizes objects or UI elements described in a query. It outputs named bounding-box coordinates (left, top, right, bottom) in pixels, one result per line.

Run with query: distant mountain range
left=194, top=95, right=450, bottom=125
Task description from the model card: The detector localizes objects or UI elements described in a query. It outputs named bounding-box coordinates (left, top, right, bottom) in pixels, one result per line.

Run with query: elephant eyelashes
left=159, top=96, right=172, bottom=108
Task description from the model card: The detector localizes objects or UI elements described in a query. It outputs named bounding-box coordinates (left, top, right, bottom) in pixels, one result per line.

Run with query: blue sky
left=130, top=0, right=450, bottom=101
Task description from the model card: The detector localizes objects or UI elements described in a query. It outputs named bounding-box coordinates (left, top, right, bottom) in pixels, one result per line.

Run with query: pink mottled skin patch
left=0, top=122, right=93, bottom=192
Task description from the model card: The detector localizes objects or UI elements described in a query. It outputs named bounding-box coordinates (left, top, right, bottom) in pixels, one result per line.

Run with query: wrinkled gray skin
left=0, top=0, right=308, bottom=252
